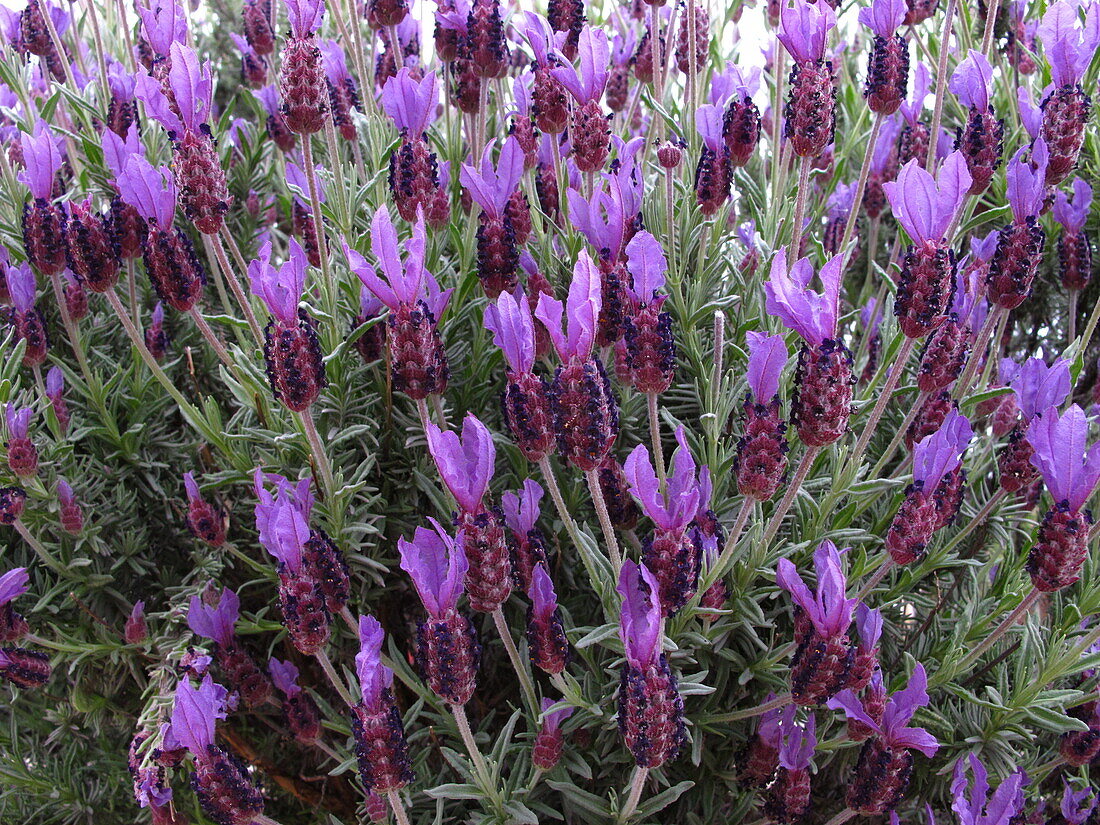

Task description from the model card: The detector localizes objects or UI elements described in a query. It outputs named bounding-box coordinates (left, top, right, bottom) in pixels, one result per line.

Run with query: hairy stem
left=849, top=336, right=917, bottom=471
left=617, top=767, right=650, bottom=823
left=760, top=446, right=820, bottom=550
left=585, top=468, right=624, bottom=576
left=492, top=607, right=540, bottom=715
left=299, top=408, right=336, bottom=499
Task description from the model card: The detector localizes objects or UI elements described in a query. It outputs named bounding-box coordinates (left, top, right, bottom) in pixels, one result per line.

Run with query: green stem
left=956, top=588, right=1041, bottom=670
left=759, top=446, right=820, bottom=550
left=617, top=767, right=649, bottom=823
left=647, top=393, right=666, bottom=486
left=849, top=336, right=917, bottom=472
left=585, top=468, right=624, bottom=576
left=491, top=607, right=540, bottom=715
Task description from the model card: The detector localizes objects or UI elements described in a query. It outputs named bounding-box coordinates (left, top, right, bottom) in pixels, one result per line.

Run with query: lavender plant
left=1, top=0, right=1100, bottom=823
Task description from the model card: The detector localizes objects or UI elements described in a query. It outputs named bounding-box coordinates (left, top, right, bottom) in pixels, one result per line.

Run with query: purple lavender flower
left=485, top=288, right=537, bottom=375
left=949, top=50, right=993, bottom=111
left=883, top=152, right=971, bottom=246
left=987, top=141, right=1049, bottom=310
left=777, top=540, right=857, bottom=642
left=381, top=67, right=438, bottom=137
left=1054, top=178, right=1093, bottom=289
left=551, top=24, right=609, bottom=105
left=1038, top=1, right=1100, bottom=88
left=461, top=137, right=527, bottom=296
left=6, top=403, right=40, bottom=479
left=187, top=588, right=238, bottom=649
left=249, top=239, right=307, bottom=327
left=1006, top=142, right=1049, bottom=224
left=1027, top=404, right=1100, bottom=512
left=355, top=615, right=394, bottom=709
left=764, top=712, right=816, bottom=823
left=116, top=155, right=176, bottom=227
left=747, top=332, right=788, bottom=403
left=618, top=559, right=663, bottom=668
left=912, top=410, right=973, bottom=492
left=284, top=0, right=324, bottom=38
left=1007, top=357, right=1071, bottom=421
left=1054, top=178, right=1093, bottom=234
left=532, top=696, right=574, bottom=769
left=0, top=567, right=29, bottom=643
left=19, top=122, right=61, bottom=201
left=170, top=674, right=229, bottom=757
left=1017, top=86, right=1043, bottom=140
left=137, top=0, right=186, bottom=57
left=425, top=415, right=495, bottom=515
left=950, top=754, right=1026, bottom=825
left=1061, top=781, right=1098, bottom=825
left=778, top=0, right=836, bottom=65
left=398, top=518, right=469, bottom=619
left=764, top=248, right=843, bottom=347
left=859, top=0, right=905, bottom=38
left=527, top=562, right=569, bottom=674
left=536, top=250, right=602, bottom=362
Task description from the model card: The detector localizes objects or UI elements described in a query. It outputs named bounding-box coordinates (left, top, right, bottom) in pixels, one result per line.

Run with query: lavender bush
left=1, top=0, right=1099, bottom=822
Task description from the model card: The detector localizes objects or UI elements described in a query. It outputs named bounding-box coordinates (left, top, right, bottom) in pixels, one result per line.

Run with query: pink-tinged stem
left=760, top=446, right=821, bottom=549
left=215, top=230, right=265, bottom=348
left=300, top=138, right=336, bottom=320
left=711, top=692, right=793, bottom=724
left=585, top=468, right=624, bottom=576
left=823, top=809, right=857, bottom=825
left=492, top=607, right=539, bottom=714
left=647, top=393, right=666, bottom=485
left=926, top=0, right=958, bottom=169
left=617, top=767, right=650, bottom=823
left=126, top=260, right=142, bottom=338
left=14, top=520, right=66, bottom=575
left=849, top=336, right=918, bottom=471
left=387, top=790, right=413, bottom=825
left=298, top=408, right=336, bottom=499
left=957, top=587, right=1041, bottom=670
left=838, top=114, right=885, bottom=269
left=1069, top=290, right=1079, bottom=344
left=786, top=156, right=813, bottom=266
left=954, top=305, right=1005, bottom=400
left=188, top=308, right=236, bottom=371
left=869, top=389, right=927, bottom=479
left=855, top=556, right=894, bottom=602
left=451, top=704, right=492, bottom=788
left=981, top=0, right=1001, bottom=54
left=314, top=648, right=357, bottom=707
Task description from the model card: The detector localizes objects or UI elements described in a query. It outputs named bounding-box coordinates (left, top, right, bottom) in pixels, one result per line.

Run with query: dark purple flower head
left=883, top=152, right=971, bottom=244
left=319, top=39, right=351, bottom=85
left=951, top=754, right=1026, bottom=825
left=117, top=155, right=176, bottom=226
left=356, top=614, right=394, bottom=708
left=529, top=562, right=558, bottom=620
left=746, top=331, right=788, bottom=402
left=778, top=0, right=837, bottom=64
left=381, top=68, right=438, bottom=136
left=617, top=559, right=663, bottom=668
left=1008, top=356, right=1071, bottom=421
left=624, top=427, right=702, bottom=533
left=460, top=137, right=525, bottom=218
left=1054, top=177, right=1092, bottom=232
left=283, top=0, right=324, bottom=38
left=535, top=250, right=602, bottom=361
left=764, top=248, right=844, bottom=346
left=950, top=50, right=993, bottom=110
left=6, top=264, right=36, bottom=314
left=827, top=664, right=939, bottom=756
left=170, top=674, right=229, bottom=755
left=485, top=288, right=537, bottom=374
left=777, top=540, right=857, bottom=637
left=913, top=410, right=973, bottom=490
left=1038, top=1, right=1100, bottom=87
left=248, top=238, right=308, bottom=325
left=19, top=121, right=61, bottom=200
left=778, top=713, right=817, bottom=771
left=268, top=658, right=302, bottom=696
left=502, top=480, right=542, bottom=535
left=4, top=404, right=31, bottom=440
left=1027, top=404, right=1100, bottom=511
left=539, top=696, right=573, bottom=731
left=624, top=230, right=667, bottom=304
left=186, top=587, right=238, bottom=647
left=551, top=25, right=609, bottom=103
left=1006, top=140, right=1049, bottom=222
left=710, top=61, right=762, bottom=105
left=1062, top=781, right=1098, bottom=825
left=425, top=414, right=496, bottom=514
left=0, top=567, right=28, bottom=606
left=1017, top=86, right=1043, bottom=139
left=345, top=207, right=436, bottom=312
left=398, top=517, right=469, bottom=618
left=858, top=0, right=906, bottom=38
left=900, top=61, right=930, bottom=126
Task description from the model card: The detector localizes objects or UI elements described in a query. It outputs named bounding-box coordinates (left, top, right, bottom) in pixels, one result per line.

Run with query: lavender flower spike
left=283, top=0, right=324, bottom=37
left=535, top=250, right=602, bottom=361
left=116, top=156, right=177, bottom=226
left=551, top=25, right=610, bottom=103
left=1027, top=404, right=1100, bottom=511
left=0, top=568, right=29, bottom=605
left=138, top=0, right=186, bottom=56
left=249, top=238, right=308, bottom=325
left=381, top=68, right=439, bottom=137
left=484, top=289, right=536, bottom=374
left=858, top=0, right=906, bottom=38
left=502, top=480, right=542, bottom=535
left=1008, top=357, right=1071, bottom=421
left=746, top=331, right=789, bottom=402
left=459, top=137, right=525, bottom=219
left=623, top=427, right=702, bottom=533
left=828, top=664, right=939, bottom=756
left=424, top=414, right=496, bottom=514
left=912, top=410, right=973, bottom=492
left=764, top=247, right=844, bottom=346
left=617, top=560, right=663, bottom=668
left=397, top=518, right=469, bottom=618
left=1054, top=178, right=1093, bottom=233
left=949, top=50, right=994, bottom=110
left=356, top=615, right=395, bottom=708
left=187, top=588, right=239, bottom=648
left=1038, top=1, right=1100, bottom=87
left=7, top=264, right=36, bottom=314
left=950, top=754, right=1026, bottom=825
left=170, top=674, right=228, bottom=756
left=19, top=122, right=61, bottom=200
left=883, top=152, right=972, bottom=244
left=778, top=0, right=837, bottom=64
left=257, top=491, right=311, bottom=574
left=778, top=540, right=858, bottom=638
